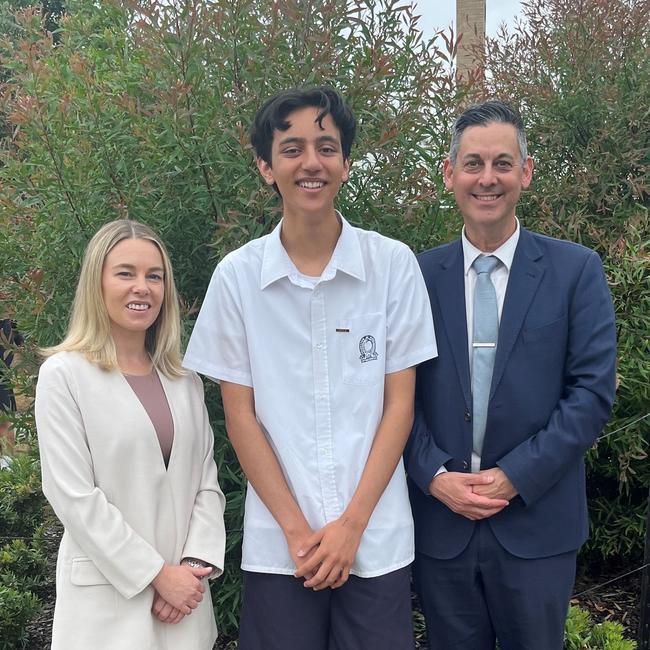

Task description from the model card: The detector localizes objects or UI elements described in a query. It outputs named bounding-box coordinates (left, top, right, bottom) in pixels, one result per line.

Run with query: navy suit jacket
left=405, top=228, right=617, bottom=560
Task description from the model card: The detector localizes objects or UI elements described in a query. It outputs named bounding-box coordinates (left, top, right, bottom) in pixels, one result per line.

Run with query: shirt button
left=316, top=343, right=323, bottom=350
left=462, top=460, right=469, bottom=470
left=464, top=410, right=471, bottom=422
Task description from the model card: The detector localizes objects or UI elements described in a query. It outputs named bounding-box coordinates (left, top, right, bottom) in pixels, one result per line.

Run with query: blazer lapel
left=490, top=229, right=545, bottom=399
left=434, top=241, right=472, bottom=407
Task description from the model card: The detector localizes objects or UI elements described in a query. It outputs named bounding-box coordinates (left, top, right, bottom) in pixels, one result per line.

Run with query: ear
left=442, top=158, right=454, bottom=191
left=342, top=158, right=350, bottom=183
left=521, top=156, right=534, bottom=189
left=256, top=157, right=275, bottom=186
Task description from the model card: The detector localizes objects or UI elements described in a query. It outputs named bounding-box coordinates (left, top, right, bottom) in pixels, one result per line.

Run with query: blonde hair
left=42, top=220, right=185, bottom=378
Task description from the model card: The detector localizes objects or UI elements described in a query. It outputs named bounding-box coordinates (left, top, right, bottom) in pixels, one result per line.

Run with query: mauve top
left=124, top=369, right=174, bottom=466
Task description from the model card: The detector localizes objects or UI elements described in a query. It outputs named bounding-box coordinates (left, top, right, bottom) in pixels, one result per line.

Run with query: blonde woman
left=35, top=220, right=226, bottom=650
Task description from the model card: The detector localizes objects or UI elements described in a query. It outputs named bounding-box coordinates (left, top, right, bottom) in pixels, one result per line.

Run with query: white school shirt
left=463, top=220, right=520, bottom=473
left=184, top=214, right=437, bottom=577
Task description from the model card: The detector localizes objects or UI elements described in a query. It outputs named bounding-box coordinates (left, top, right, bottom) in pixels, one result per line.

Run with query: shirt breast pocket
left=338, top=313, right=386, bottom=386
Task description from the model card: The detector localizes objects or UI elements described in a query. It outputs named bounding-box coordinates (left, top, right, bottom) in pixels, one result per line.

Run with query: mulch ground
left=572, top=556, right=642, bottom=635
left=24, top=525, right=642, bottom=649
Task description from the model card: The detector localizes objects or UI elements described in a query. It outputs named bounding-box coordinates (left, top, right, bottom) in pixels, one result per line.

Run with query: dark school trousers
left=238, top=566, right=415, bottom=650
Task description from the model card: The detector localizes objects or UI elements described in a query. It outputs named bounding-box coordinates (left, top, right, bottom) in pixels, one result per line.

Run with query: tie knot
left=473, top=255, right=499, bottom=275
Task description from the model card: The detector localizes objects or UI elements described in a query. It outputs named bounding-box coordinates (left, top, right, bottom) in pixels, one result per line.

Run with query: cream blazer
left=35, top=351, right=226, bottom=650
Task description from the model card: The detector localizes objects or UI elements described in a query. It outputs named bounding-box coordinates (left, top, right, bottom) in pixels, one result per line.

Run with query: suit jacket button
left=463, top=460, right=469, bottom=469
left=464, top=410, right=471, bottom=422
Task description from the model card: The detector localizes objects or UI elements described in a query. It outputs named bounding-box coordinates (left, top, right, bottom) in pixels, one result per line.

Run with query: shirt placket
left=311, top=284, right=341, bottom=522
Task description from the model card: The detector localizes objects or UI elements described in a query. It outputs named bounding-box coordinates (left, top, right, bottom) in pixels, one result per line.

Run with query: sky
left=413, top=0, right=524, bottom=39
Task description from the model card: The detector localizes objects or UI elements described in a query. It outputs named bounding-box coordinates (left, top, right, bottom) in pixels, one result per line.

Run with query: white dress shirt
left=184, top=214, right=437, bottom=577
left=433, top=220, right=520, bottom=478
left=463, top=220, right=520, bottom=472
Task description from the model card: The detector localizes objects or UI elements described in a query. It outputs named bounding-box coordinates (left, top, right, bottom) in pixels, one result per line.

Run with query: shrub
left=0, top=585, right=40, bottom=650
left=0, top=536, right=48, bottom=592
left=0, top=450, right=47, bottom=649
left=0, top=454, right=44, bottom=538
left=564, top=605, right=636, bottom=649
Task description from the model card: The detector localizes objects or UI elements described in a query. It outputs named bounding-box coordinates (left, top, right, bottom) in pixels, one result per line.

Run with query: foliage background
left=0, top=0, right=647, bottom=644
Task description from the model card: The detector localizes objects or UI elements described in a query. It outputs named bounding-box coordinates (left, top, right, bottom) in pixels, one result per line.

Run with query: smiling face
left=444, top=121, right=533, bottom=248
left=101, top=238, right=165, bottom=345
left=256, top=106, right=350, bottom=222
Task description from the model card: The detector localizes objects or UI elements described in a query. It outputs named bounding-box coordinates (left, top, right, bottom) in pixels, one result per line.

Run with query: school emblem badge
left=359, top=335, right=378, bottom=363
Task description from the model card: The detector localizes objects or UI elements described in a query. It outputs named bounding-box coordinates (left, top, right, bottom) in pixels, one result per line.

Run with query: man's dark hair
left=449, top=100, right=528, bottom=165
left=250, top=86, right=357, bottom=166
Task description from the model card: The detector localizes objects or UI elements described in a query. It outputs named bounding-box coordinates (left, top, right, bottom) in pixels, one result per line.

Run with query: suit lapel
left=490, top=229, right=545, bottom=400
left=433, top=241, right=472, bottom=406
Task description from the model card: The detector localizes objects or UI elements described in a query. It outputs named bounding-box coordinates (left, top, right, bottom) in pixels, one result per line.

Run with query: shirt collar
left=260, top=212, right=366, bottom=290
left=462, top=218, right=520, bottom=276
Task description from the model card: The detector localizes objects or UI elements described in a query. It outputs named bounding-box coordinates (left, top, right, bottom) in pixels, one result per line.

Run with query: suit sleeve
left=404, top=369, right=453, bottom=495
left=497, top=251, right=617, bottom=505
left=35, top=356, right=165, bottom=599
left=180, top=373, right=226, bottom=576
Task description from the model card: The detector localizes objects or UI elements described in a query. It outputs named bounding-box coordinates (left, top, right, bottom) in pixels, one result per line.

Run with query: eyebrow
left=112, top=263, right=165, bottom=273
left=277, top=135, right=340, bottom=147
left=462, top=153, right=516, bottom=161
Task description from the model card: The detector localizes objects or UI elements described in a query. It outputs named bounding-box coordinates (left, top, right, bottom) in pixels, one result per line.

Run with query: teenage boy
left=184, top=87, right=437, bottom=649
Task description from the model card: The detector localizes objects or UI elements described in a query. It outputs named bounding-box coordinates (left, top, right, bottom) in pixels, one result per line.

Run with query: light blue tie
left=472, top=255, right=500, bottom=461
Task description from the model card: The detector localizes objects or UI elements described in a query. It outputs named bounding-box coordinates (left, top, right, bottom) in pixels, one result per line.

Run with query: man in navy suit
left=405, top=101, right=617, bottom=649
